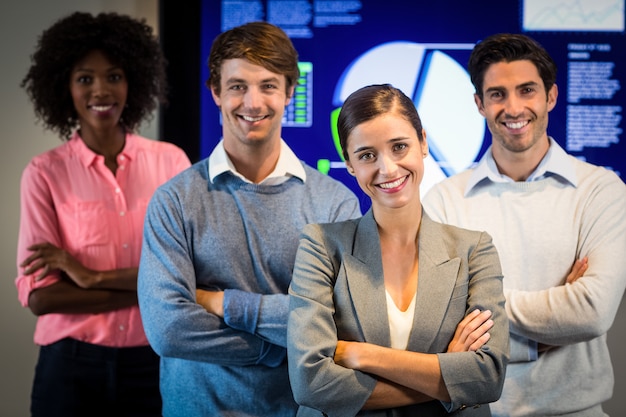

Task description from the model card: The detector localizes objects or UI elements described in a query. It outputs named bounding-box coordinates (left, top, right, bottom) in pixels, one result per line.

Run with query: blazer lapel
left=344, top=210, right=390, bottom=347
left=409, top=213, right=460, bottom=352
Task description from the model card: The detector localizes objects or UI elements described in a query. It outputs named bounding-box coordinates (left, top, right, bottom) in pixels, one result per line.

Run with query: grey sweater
left=138, top=159, right=360, bottom=417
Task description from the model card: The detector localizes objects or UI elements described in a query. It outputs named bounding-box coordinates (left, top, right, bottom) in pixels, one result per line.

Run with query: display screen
left=199, top=0, right=625, bottom=209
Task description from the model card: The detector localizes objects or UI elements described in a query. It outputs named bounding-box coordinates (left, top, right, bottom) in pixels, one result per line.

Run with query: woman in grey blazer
left=287, top=84, right=509, bottom=416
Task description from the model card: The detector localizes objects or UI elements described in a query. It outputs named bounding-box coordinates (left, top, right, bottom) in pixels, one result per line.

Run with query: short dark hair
left=206, top=21, right=300, bottom=96
left=337, top=84, right=424, bottom=161
left=21, top=11, right=168, bottom=140
left=468, top=33, right=557, bottom=100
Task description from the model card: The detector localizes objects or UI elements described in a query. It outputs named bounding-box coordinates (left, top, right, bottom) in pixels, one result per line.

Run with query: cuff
left=223, top=289, right=262, bottom=334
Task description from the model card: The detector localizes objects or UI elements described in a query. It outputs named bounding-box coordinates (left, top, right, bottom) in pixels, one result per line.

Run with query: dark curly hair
left=21, top=11, right=168, bottom=140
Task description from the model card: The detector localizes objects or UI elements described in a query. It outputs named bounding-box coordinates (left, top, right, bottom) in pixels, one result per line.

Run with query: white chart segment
left=415, top=50, right=485, bottom=175
left=334, top=42, right=426, bottom=104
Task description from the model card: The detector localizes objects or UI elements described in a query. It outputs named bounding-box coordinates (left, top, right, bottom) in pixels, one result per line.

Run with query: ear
left=285, top=85, right=295, bottom=106
left=345, top=160, right=356, bottom=176
left=547, top=84, right=558, bottom=112
left=421, top=129, right=429, bottom=158
left=474, top=93, right=486, bottom=117
left=210, top=85, right=221, bottom=107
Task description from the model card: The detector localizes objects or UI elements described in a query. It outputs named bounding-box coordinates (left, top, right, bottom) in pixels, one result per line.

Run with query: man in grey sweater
left=137, top=22, right=361, bottom=416
left=424, top=33, right=626, bottom=416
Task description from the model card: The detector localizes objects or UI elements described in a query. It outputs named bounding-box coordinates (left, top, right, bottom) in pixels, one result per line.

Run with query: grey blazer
left=287, top=209, right=509, bottom=417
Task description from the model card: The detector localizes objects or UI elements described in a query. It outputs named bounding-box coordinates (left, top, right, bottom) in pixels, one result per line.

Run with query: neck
left=492, top=138, right=550, bottom=181
left=78, top=125, right=126, bottom=175
left=373, top=199, right=422, bottom=246
left=224, top=138, right=281, bottom=184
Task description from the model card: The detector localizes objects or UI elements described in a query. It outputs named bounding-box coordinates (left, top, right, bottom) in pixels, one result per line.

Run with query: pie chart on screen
left=323, top=41, right=486, bottom=196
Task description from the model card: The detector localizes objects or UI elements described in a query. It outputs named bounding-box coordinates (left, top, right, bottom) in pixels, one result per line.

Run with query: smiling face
left=345, top=112, right=428, bottom=211
left=211, top=58, right=293, bottom=151
left=475, top=60, right=557, bottom=161
left=69, top=50, right=128, bottom=135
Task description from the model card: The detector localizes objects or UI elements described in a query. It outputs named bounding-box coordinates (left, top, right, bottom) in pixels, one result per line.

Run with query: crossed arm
left=21, top=242, right=138, bottom=315
left=336, top=309, right=495, bottom=408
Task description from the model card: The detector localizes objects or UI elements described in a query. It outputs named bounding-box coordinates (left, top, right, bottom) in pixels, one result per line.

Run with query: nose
left=91, top=77, right=110, bottom=98
left=378, top=152, right=398, bottom=177
left=504, top=94, right=525, bottom=117
left=242, top=86, right=262, bottom=109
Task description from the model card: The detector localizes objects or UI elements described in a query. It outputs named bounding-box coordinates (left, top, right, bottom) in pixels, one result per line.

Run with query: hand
left=447, top=309, right=493, bottom=352
left=334, top=340, right=366, bottom=370
left=196, top=289, right=224, bottom=317
left=565, top=257, right=588, bottom=284
left=20, top=242, right=95, bottom=288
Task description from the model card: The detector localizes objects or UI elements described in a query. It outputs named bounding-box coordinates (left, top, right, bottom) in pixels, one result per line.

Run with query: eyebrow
left=352, top=145, right=373, bottom=154
left=485, top=80, right=540, bottom=93
left=225, top=76, right=281, bottom=85
left=351, top=137, right=409, bottom=154
left=72, top=66, right=123, bottom=73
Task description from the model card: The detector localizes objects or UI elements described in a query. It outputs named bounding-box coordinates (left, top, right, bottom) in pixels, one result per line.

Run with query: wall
left=0, top=1, right=157, bottom=416
left=0, top=1, right=623, bottom=416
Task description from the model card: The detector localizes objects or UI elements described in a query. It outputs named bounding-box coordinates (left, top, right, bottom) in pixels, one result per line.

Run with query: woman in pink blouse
left=17, top=12, right=190, bottom=417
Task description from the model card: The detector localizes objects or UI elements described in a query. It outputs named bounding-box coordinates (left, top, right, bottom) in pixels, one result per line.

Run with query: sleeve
left=330, top=187, right=362, bottom=221
left=504, top=176, right=626, bottom=346
left=287, top=224, right=377, bottom=417
left=438, top=232, right=509, bottom=411
left=15, top=162, right=62, bottom=307
left=223, top=290, right=288, bottom=347
left=137, top=186, right=284, bottom=367
left=171, top=146, right=192, bottom=175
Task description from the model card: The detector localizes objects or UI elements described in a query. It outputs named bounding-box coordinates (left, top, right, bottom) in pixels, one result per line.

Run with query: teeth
left=506, top=121, right=528, bottom=129
left=242, top=115, right=265, bottom=122
left=91, top=105, right=113, bottom=112
left=378, top=177, right=406, bottom=189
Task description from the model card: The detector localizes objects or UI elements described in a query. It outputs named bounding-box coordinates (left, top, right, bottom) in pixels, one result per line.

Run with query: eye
left=76, top=75, right=92, bottom=84
left=109, top=73, right=124, bottom=82
left=392, top=143, right=408, bottom=152
left=262, top=83, right=278, bottom=91
left=357, top=151, right=375, bottom=161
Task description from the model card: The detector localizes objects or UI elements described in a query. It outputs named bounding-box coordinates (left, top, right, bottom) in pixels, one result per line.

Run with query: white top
left=385, top=290, right=416, bottom=350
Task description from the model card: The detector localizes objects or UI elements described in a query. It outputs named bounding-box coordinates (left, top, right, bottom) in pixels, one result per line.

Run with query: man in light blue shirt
left=424, top=33, right=626, bottom=417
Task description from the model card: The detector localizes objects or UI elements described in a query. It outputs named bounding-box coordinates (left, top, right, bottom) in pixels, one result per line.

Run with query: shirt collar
left=69, top=130, right=134, bottom=167
left=464, top=137, right=577, bottom=195
left=208, top=138, right=307, bottom=184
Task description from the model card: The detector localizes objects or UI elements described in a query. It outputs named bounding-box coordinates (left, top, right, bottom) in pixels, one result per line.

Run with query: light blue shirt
left=464, top=137, right=578, bottom=196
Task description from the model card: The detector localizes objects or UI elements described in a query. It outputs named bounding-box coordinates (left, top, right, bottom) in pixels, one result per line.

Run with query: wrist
left=88, top=269, right=104, bottom=289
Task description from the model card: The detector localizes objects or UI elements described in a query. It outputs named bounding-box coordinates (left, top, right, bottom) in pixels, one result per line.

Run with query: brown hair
left=337, top=84, right=424, bottom=160
left=206, top=21, right=300, bottom=96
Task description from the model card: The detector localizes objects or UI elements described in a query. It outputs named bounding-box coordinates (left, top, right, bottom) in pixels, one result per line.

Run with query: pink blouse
left=15, top=132, right=190, bottom=347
